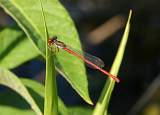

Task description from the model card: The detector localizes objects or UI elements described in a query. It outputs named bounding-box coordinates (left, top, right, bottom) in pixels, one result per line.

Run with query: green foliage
left=0, top=67, right=42, bottom=115
left=0, top=106, right=35, bottom=115
left=0, top=0, right=131, bottom=114
left=0, top=27, right=39, bottom=69
left=22, top=78, right=70, bottom=115
left=68, top=107, right=93, bottom=115
left=92, top=10, right=132, bottom=115
left=0, top=0, right=92, bottom=104
left=40, top=0, right=58, bottom=114
left=0, top=76, right=70, bottom=115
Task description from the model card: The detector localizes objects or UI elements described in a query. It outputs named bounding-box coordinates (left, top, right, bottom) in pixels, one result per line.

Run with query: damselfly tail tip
left=111, top=75, right=120, bottom=83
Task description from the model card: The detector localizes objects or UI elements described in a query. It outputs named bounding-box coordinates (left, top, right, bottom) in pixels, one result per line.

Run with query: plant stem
left=44, top=49, right=58, bottom=115
left=39, top=0, right=58, bottom=114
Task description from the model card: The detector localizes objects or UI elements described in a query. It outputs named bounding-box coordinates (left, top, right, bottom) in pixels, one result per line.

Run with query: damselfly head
left=48, top=36, right=66, bottom=49
left=48, top=36, right=57, bottom=46
left=51, top=36, right=57, bottom=40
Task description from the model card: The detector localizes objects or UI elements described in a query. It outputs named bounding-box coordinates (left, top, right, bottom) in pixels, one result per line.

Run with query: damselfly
left=48, top=37, right=120, bottom=83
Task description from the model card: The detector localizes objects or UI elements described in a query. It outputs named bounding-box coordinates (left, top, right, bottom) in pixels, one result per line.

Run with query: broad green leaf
left=0, top=27, right=39, bottom=69
left=0, top=0, right=92, bottom=104
left=92, top=10, right=132, bottom=115
left=0, top=67, right=42, bottom=115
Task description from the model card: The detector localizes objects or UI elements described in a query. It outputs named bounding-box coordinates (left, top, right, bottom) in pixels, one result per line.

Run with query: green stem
left=39, top=0, right=58, bottom=115
left=44, top=49, right=58, bottom=115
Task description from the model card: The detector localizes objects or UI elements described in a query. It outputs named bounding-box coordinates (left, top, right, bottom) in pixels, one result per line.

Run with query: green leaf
left=0, top=78, right=69, bottom=115
left=68, top=107, right=93, bottom=115
left=0, top=27, right=39, bottom=69
left=39, top=0, right=59, bottom=114
left=0, top=67, right=43, bottom=115
left=0, top=106, right=35, bottom=115
left=0, top=89, right=36, bottom=115
left=0, top=0, right=92, bottom=104
left=92, top=10, right=132, bottom=115
left=22, top=78, right=69, bottom=115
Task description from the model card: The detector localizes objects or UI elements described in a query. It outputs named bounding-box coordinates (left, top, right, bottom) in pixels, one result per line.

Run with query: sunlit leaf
left=0, top=106, right=35, bottom=115
left=0, top=78, right=70, bottom=115
left=92, top=10, right=132, bottom=115
left=0, top=67, right=42, bottom=115
left=0, top=27, right=39, bottom=69
left=22, top=78, right=69, bottom=115
left=69, top=106, right=93, bottom=115
left=0, top=0, right=92, bottom=104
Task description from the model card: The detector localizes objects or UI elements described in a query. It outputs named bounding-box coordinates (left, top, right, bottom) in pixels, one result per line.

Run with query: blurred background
left=0, top=0, right=160, bottom=115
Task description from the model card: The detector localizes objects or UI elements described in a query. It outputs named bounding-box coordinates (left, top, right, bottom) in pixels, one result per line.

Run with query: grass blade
left=39, top=0, right=58, bottom=115
left=44, top=40, right=58, bottom=115
left=92, top=10, right=132, bottom=115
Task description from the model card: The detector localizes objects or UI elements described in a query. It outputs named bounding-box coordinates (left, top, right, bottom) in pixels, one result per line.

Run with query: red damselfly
left=48, top=37, right=120, bottom=83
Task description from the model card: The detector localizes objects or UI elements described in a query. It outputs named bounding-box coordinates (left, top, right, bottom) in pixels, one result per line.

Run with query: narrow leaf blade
left=92, top=10, right=132, bottom=115
left=39, top=0, right=58, bottom=114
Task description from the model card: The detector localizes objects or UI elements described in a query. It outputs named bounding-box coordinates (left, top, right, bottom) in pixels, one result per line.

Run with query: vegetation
left=0, top=0, right=131, bottom=115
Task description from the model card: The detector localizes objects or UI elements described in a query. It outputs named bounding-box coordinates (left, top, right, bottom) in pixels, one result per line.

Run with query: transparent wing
left=48, top=39, right=105, bottom=69
left=66, top=46, right=105, bottom=69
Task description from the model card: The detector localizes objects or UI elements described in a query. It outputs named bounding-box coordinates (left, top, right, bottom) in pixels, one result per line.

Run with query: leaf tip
left=83, top=97, right=93, bottom=105
left=88, top=100, right=94, bottom=105
left=129, top=9, right=133, bottom=21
